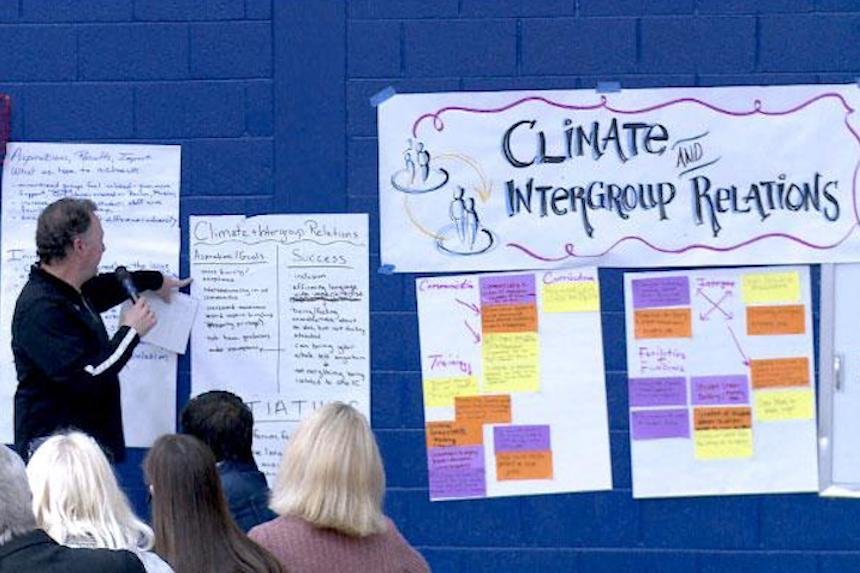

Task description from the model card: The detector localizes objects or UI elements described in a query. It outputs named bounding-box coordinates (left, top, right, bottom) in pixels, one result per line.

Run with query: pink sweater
left=249, top=515, right=429, bottom=573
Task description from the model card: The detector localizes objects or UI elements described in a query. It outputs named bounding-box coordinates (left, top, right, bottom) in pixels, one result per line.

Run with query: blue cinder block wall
left=1, top=1, right=859, bottom=571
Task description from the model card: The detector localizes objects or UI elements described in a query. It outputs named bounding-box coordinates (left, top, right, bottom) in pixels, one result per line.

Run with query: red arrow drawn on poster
left=464, top=320, right=481, bottom=344
left=455, top=298, right=480, bottom=316
left=727, top=325, right=750, bottom=367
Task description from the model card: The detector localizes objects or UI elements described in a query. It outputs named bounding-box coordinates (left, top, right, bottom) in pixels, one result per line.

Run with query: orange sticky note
left=481, top=303, right=538, bottom=333
left=750, top=357, right=809, bottom=389
left=746, top=305, right=805, bottom=335
left=455, top=395, right=512, bottom=424
left=425, top=421, right=483, bottom=448
left=496, top=451, right=553, bottom=480
left=634, top=308, right=692, bottom=339
left=693, top=407, right=752, bottom=431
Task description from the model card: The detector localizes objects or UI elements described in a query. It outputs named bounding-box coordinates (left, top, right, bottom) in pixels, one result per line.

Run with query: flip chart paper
left=624, top=266, right=817, bottom=498
left=189, top=214, right=370, bottom=482
left=418, top=268, right=611, bottom=500
left=0, top=143, right=181, bottom=446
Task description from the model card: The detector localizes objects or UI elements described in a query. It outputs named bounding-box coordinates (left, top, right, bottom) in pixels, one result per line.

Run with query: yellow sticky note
left=481, top=332, right=539, bottom=393
left=542, top=282, right=600, bottom=313
left=742, top=271, right=801, bottom=304
left=423, top=376, right=478, bottom=408
left=755, top=389, right=814, bottom=422
left=694, top=428, right=753, bottom=460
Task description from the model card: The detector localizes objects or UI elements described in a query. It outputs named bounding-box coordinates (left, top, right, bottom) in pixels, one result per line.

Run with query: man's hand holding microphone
left=115, top=266, right=192, bottom=337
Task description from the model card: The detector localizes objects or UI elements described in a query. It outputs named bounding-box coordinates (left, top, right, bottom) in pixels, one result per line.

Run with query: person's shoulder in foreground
left=180, top=390, right=276, bottom=532
left=250, top=514, right=429, bottom=573
left=248, top=402, right=429, bottom=573
left=0, top=529, right=145, bottom=573
left=0, top=444, right=144, bottom=573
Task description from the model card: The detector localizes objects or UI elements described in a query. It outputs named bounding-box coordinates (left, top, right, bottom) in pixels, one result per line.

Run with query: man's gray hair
left=0, top=445, right=36, bottom=545
left=35, top=198, right=98, bottom=264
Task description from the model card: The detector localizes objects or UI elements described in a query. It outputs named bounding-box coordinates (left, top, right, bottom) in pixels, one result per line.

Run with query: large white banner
left=189, top=214, right=370, bottom=480
left=417, top=268, right=611, bottom=500
left=624, top=266, right=818, bottom=498
left=378, top=84, right=860, bottom=272
left=1, top=142, right=181, bottom=446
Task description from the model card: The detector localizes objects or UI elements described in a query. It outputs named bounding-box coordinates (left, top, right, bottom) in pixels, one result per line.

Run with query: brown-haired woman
left=143, top=434, right=283, bottom=573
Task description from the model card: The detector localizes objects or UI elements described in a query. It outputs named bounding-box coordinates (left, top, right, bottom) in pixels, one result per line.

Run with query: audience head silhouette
left=0, top=445, right=37, bottom=545
left=144, top=433, right=282, bottom=573
left=1, top=441, right=146, bottom=572
left=270, top=401, right=387, bottom=537
left=27, top=432, right=154, bottom=551
left=181, top=390, right=254, bottom=464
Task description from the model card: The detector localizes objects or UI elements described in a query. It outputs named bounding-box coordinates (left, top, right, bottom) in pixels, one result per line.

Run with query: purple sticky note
left=628, top=377, right=687, bottom=407
left=427, top=445, right=487, bottom=499
left=691, top=375, right=749, bottom=405
left=479, top=274, right=536, bottom=306
left=631, top=276, right=690, bottom=309
left=630, top=409, right=690, bottom=440
left=493, top=425, right=551, bottom=453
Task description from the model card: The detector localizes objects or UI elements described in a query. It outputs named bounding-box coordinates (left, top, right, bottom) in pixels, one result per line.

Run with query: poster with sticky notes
left=417, top=268, right=612, bottom=501
left=624, top=266, right=817, bottom=498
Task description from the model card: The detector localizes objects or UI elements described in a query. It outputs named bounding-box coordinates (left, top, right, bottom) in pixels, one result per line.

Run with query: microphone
left=115, top=266, right=139, bottom=302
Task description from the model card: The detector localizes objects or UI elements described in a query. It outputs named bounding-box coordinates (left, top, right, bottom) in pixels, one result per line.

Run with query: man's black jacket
left=12, top=265, right=162, bottom=462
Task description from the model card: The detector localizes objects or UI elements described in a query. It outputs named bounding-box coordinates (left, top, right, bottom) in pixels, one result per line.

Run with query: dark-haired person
left=12, top=198, right=190, bottom=462
left=181, top=390, right=276, bottom=532
left=0, top=444, right=145, bottom=573
left=144, top=434, right=283, bottom=573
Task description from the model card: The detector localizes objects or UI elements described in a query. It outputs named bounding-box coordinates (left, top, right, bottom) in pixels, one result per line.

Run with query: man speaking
left=12, top=198, right=189, bottom=462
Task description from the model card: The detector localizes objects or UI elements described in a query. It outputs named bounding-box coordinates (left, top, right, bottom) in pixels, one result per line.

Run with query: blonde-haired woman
left=250, top=402, right=429, bottom=573
left=26, top=432, right=173, bottom=573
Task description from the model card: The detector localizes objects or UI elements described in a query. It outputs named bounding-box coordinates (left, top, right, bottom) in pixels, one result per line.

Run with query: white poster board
left=189, top=214, right=370, bottom=480
left=0, top=142, right=181, bottom=446
left=624, top=266, right=818, bottom=498
left=378, top=84, right=860, bottom=272
left=416, top=268, right=611, bottom=500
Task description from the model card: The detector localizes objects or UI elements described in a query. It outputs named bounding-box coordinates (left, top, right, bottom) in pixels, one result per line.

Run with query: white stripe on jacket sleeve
left=83, top=328, right=138, bottom=376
